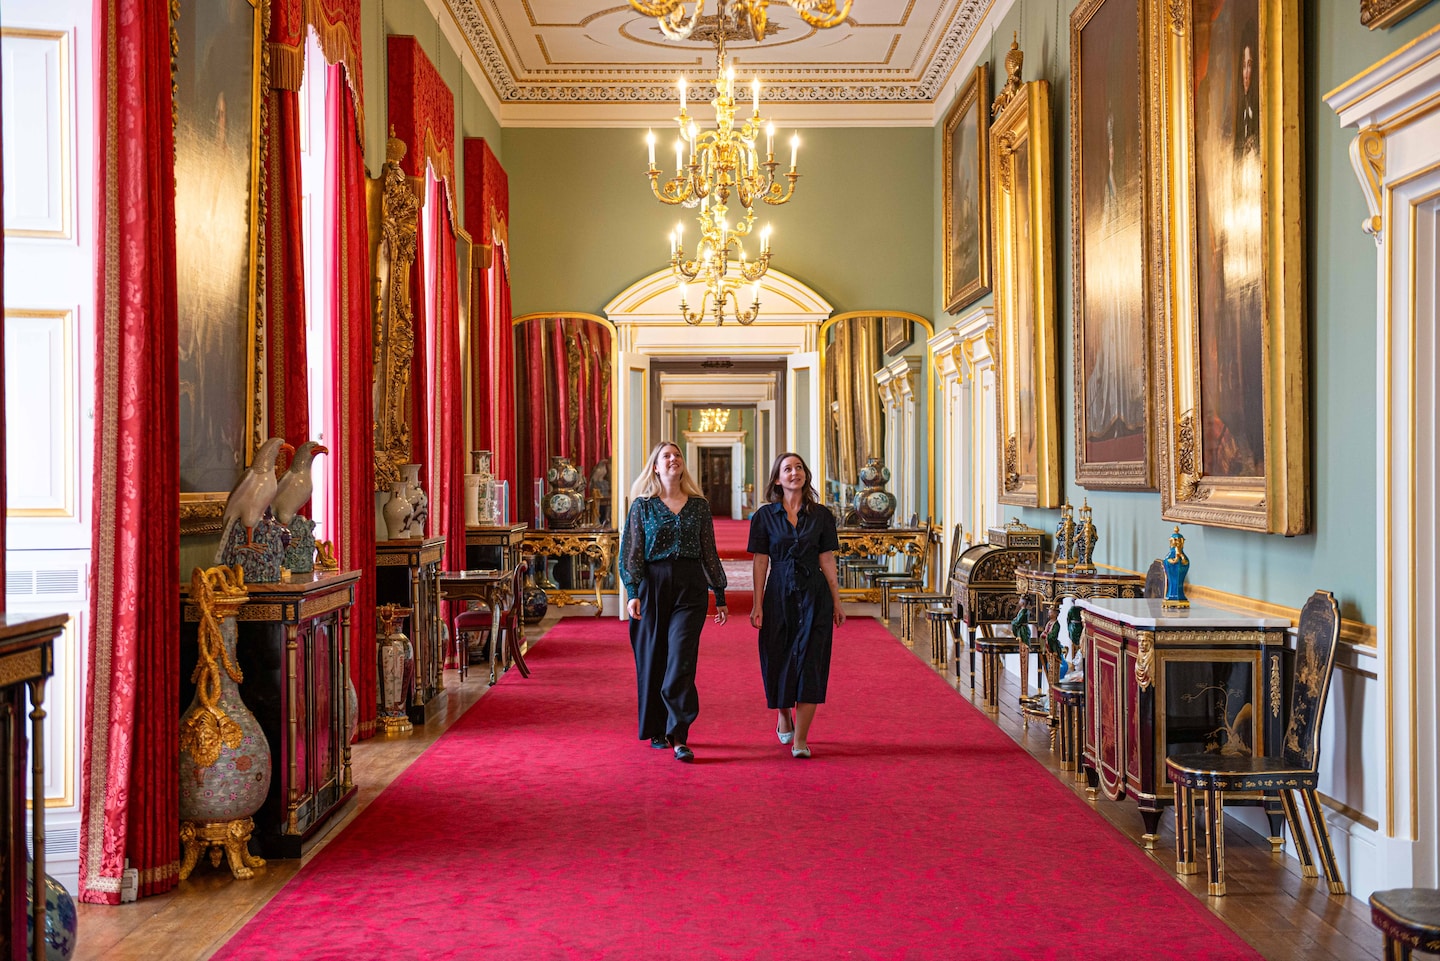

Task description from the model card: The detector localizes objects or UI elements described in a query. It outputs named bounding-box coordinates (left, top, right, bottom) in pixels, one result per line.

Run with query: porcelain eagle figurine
left=272, top=441, right=329, bottom=526
left=214, top=437, right=293, bottom=564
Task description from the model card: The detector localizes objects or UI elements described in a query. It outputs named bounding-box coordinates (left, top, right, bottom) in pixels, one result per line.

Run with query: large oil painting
left=991, top=42, right=1059, bottom=509
left=1071, top=0, right=1155, bottom=490
left=1157, top=0, right=1307, bottom=533
left=942, top=63, right=991, bottom=314
left=174, top=0, right=262, bottom=495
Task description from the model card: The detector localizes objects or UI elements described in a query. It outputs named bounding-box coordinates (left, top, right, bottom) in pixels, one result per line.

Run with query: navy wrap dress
left=620, top=496, right=727, bottom=744
left=748, top=502, right=840, bottom=708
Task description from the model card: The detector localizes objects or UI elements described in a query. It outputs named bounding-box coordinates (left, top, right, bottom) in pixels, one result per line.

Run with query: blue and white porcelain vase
left=26, top=860, right=76, bottom=961
left=853, top=457, right=897, bottom=529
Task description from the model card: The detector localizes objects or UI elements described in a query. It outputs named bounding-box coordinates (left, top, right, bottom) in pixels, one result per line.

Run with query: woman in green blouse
left=620, top=441, right=729, bottom=762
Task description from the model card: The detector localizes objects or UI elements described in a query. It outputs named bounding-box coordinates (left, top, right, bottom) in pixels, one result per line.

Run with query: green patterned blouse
left=620, top=496, right=728, bottom=606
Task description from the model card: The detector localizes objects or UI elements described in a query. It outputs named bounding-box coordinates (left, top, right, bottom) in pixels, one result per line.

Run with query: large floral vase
left=854, top=456, right=897, bottom=529
left=543, top=456, right=587, bottom=529
left=178, top=612, right=272, bottom=822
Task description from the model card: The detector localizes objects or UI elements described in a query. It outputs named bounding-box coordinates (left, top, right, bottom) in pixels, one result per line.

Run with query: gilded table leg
left=1205, top=788, right=1227, bottom=896
left=1279, top=789, right=1317, bottom=878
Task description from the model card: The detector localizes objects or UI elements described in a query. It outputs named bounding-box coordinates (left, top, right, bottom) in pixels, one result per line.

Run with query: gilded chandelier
left=629, top=0, right=852, bottom=42
left=645, top=27, right=800, bottom=325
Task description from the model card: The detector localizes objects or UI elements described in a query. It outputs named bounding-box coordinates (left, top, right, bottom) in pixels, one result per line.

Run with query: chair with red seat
left=453, top=561, right=530, bottom=685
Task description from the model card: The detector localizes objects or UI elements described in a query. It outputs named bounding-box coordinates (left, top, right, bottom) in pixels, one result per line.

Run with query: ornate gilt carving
left=372, top=129, right=420, bottom=491
left=1135, top=632, right=1154, bottom=690
left=994, top=134, right=1014, bottom=190
left=1004, top=434, right=1020, bottom=491
left=1361, top=0, right=1433, bottom=29
left=1167, top=0, right=1186, bottom=34
left=991, top=35, right=1024, bottom=116
left=1270, top=654, right=1282, bottom=719
left=1174, top=409, right=1208, bottom=502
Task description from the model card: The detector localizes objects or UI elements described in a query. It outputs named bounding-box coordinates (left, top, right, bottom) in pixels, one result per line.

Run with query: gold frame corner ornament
left=942, top=62, right=993, bottom=315
left=991, top=63, right=1061, bottom=509
left=1155, top=0, right=1308, bottom=534
left=1360, top=0, right=1438, bottom=29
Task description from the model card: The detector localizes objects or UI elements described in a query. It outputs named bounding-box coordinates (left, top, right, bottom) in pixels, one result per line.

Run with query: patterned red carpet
left=711, top=516, right=751, bottom=557
left=213, top=615, right=1260, bottom=961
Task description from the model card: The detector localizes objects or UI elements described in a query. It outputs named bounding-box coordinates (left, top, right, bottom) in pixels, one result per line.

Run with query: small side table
left=1370, top=888, right=1440, bottom=960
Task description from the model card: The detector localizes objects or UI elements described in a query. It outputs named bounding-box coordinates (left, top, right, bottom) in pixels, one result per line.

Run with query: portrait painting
left=1071, top=0, right=1154, bottom=490
left=1157, top=0, right=1307, bottom=534
left=1194, top=0, right=1264, bottom=481
left=174, top=0, right=262, bottom=494
left=991, top=48, right=1060, bottom=509
left=942, top=63, right=991, bottom=313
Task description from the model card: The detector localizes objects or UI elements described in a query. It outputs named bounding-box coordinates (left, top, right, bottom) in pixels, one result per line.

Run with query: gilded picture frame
left=942, top=63, right=991, bottom=314
left=1155, top=0, right=1308, bottom=534
left=882, top=316, right=913, bottom=354
left=1360, top=0, right=1437, bottom=28
left=174, top=0, right=267, bottom=532
left=1070, top=0, right=1157, bottom=491
left=991, top=47, right=1060, bottom=509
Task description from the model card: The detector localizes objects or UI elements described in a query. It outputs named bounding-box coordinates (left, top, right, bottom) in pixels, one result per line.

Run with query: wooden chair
left=453, top=561, right=530, bottom=685
left=1167, top=590, right=1345, bottom=897
left=895, top=524, right=963, bottom=645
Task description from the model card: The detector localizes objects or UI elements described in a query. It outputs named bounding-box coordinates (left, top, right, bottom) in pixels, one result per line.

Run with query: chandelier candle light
left=629, top=0, right=853, bottom=42
left=645, top=31, right=799, bottom=325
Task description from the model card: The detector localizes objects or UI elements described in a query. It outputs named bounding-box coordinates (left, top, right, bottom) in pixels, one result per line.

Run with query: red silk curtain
left=263, top=69, right=309, bottom=447
left=389, top=36, right=463, bottom=580
left=325, top=61, right=378, bottom=739
left=80, top=0, right=180, bottom=903
left=514, top=318, right=612, bottom=527
left=463, top=138, right=515, bottom=497
left=429, top=190, right=466, bottom=597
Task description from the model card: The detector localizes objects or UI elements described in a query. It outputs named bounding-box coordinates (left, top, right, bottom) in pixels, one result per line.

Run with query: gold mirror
left=818, top=311, right=935, bottom=527
left=512, top=313, right=618, bottom=529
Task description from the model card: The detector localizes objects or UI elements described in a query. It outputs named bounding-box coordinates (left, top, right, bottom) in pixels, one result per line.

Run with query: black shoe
left=649, top=736, right=668, bottom=749
left=673, top=744, right=694, bottom=763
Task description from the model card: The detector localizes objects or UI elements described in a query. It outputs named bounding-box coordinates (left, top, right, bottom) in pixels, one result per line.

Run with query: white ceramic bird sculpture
left=272, top=441, right=329, bottom=526
left=214, top=437, right=293, bottom=564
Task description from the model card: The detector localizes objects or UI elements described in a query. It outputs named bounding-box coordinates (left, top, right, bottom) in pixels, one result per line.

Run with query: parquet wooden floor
left=68, top=610, right=1383, bottom=961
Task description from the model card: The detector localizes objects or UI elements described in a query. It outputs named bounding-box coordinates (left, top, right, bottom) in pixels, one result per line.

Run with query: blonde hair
left=629, top=441, right=706, bottom=500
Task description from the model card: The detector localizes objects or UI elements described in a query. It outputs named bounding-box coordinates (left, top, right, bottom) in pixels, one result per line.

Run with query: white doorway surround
left=682, top=430, right=747, bottom=519
left=1326, top=28, right=1440, bottom=898
left=605, top=267, right=832, bottom=518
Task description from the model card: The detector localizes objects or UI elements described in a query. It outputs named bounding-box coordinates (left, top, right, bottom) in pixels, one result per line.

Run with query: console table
left=1013, top=566, right=1146, bottom=717
left=523, top=529, right=618, bottom=613
left=1076, top=597, right=1290, bottom=847
left=0, top=613, right=66, bottom=961
left=834, top=527, right=930, bottom=603
left=465, top=523, right=527, bottom=572
left=181, top=570, right=359, bottom=859
left=375, top=536, right=446, bottom=725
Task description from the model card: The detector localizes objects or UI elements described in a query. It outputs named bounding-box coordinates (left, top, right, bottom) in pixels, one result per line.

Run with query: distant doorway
left=699, top=447, right=732, bottom=516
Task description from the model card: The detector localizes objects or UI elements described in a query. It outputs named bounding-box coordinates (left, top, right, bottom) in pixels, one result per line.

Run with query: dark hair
left=764, top=452, right=820, bottom=508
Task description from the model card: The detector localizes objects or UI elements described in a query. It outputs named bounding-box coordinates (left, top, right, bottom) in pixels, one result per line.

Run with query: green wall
left=924, top=3, right=1440, bottom=626
left=503, top=127, right=935, bottom=318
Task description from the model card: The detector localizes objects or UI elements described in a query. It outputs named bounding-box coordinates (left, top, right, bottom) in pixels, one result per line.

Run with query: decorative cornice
left=444, top=0, right=991, bottom=110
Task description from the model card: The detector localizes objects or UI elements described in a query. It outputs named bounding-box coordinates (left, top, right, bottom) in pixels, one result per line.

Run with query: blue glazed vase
left=1162, top=526, right=1190, bottom=607
left=27, top=866, right=77, bottom=961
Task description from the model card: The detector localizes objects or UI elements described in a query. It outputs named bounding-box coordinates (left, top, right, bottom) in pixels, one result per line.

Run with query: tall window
left=298, top=30, right=334, bottom=535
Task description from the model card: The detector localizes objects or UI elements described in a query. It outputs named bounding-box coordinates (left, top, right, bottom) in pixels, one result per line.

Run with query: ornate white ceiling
left=441, top=0, right=1001, bottom=126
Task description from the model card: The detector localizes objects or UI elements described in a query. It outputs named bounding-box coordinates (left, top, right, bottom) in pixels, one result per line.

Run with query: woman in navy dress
left=620, top=441, right=728, bottom=763
left=748, top=452, right=845, bottom=758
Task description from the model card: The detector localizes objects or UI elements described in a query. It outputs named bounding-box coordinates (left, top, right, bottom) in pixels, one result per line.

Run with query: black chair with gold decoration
left=895, top=524, right=962, bottom=646
left=1167, top=590, right=1345, bottom=898
left=1370, top=889, right=1440, bottom=960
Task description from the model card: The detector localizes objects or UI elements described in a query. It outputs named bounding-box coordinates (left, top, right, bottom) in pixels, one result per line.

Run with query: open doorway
left=698, top=447, right=733, bottom=516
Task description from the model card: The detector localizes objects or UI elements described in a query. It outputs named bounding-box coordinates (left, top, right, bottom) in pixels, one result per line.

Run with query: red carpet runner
left=214, top=614, right=1261, bottom=961
left=711, top=516, right=751, bottom=558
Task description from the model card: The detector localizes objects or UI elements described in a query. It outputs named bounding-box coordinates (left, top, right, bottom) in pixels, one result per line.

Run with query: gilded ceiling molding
left=443, top=0, right=991, bottom=106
